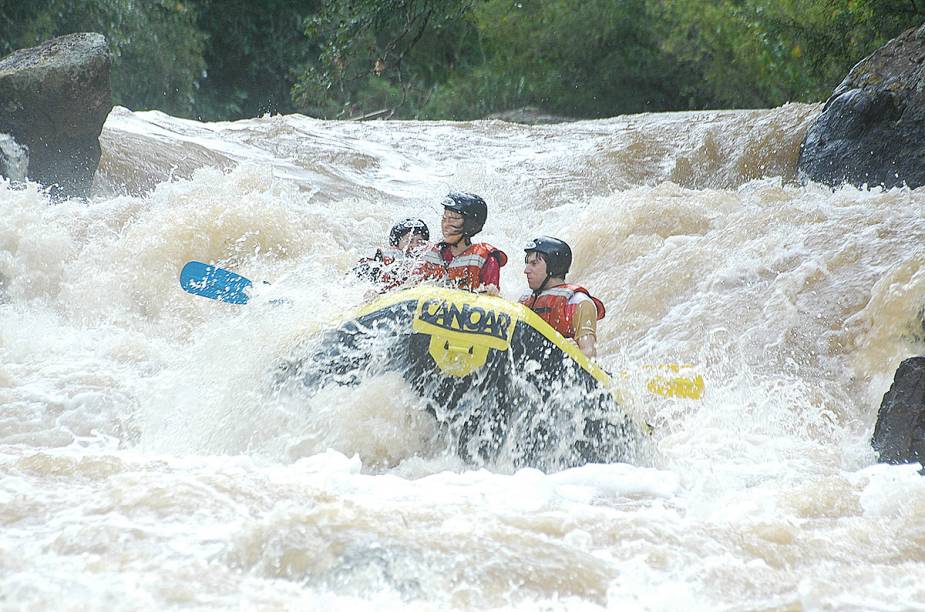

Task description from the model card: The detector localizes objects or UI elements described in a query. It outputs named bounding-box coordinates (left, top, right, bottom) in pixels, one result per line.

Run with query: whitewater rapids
left=2, top=102, right=925, bottom=610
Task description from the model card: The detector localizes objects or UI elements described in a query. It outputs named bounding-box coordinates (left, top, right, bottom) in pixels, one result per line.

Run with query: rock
left=0, top=133, right=28, bottom=183
left=485, top=107, right=576, bottom=125
left=797, top=23, right=925, bottom=189
left=0, top=33, right=112, bottom=198
left=872, top=355, right=925, bottom=464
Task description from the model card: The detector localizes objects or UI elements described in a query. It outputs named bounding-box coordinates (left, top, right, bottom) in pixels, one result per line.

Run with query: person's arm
left=352, top=249, right=384, bottom=282
left=571, top=300, right=599, bottom=358
left=479, top=254, right=501, bottom=294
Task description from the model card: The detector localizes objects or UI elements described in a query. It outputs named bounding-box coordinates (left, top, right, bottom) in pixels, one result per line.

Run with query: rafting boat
left=180, top=262, right=702, bottom=470
left=274, top=285, right=652, bottom=470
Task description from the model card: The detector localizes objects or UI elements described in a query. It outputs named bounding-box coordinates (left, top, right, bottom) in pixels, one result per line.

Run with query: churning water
left=3, top=102, right=925, bottom=610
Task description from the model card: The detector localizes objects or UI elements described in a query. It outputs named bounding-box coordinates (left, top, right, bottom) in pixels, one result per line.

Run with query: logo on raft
left=417, top=298, right=513, bottom=341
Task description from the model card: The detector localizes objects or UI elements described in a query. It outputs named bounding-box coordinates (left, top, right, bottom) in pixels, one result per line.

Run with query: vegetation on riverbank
left=1, top=0, right=921, bottom=120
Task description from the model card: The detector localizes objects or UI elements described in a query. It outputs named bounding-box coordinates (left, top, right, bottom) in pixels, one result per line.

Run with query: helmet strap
left=446, top=235, right=471, bottom=249
left=533, top=273, right=552, bottom=297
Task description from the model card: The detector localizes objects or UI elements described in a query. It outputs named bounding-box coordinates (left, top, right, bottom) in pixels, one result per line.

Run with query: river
left=2, top=102, right=925, bottom=609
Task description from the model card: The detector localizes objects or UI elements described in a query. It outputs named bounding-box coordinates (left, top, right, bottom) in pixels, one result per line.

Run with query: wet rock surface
left=872, top=355, right=925, bottom=464
left=798, top=23, right=925, bottom=189
left=0, top=32, right=112, bottom=198
left=485, top=106, right=576, bottom=125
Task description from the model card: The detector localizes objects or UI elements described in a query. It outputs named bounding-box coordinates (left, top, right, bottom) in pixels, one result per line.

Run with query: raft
left=274, top=286, right=647, bottom=471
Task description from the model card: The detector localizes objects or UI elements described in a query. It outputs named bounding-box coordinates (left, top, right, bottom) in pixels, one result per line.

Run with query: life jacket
left=354, top=247, right=413, bottom=289
left=519, top=283, right=606, bottom=338
left=415, top=241, right=508, bottom=291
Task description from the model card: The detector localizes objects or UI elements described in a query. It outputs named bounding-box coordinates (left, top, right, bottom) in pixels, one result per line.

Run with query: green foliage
left=2, top=0, right=924, bottom=119
left=0, top=0, right=207, bottom=117
left=191, top=0, right=321, bottom=120
left=660, top=0, right=925, bottom=109
left=0, top=2, right=48, bottom=57
left=423, top=0, right=688, bottom=119
left=293, top=0, right=480, bottom=118
left=296, top=0, right=923, bottom=119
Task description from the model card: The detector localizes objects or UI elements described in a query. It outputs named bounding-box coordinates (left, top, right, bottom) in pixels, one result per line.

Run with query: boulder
left=0, top=133, right=28, bottom=183
left=0, top=33, right=112, bottom=198
left=872, top=355, right=925, bottom=464
left=485, top=106, right=576, bottom=125
left=798, top=23, right=925, bottom=189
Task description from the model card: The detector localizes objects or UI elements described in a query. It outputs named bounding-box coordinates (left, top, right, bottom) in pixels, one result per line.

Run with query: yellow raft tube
left=275, top=286, right=702, bottom=471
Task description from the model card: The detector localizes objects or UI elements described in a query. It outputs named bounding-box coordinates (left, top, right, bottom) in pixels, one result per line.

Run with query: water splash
left=3, top=103, right=925, bottom=609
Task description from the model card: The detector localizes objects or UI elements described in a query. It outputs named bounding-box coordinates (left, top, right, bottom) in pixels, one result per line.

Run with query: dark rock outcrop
left=485, top=107, right=576, bottom=125
left=0, top=33, right=112, bottom=198
left=872, top=356, right=925, bottom=464
left=798, top=23, right=925, bottom=189
left=0, top=133, right=28, bottom=183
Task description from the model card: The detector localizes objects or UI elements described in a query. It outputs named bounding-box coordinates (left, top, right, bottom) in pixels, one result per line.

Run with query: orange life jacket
left=518, top=283, right=606, bottom=338
left=415, top=242, right=508, bottom=291
left=354, top=247, right=414, bottom=290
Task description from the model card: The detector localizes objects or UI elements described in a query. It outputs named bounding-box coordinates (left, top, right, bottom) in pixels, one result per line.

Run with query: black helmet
left=443, top=192, right=487, bottom=237
left=389, top=218, right=429, bottom=247
left=524, top=236, right=572, bottom=277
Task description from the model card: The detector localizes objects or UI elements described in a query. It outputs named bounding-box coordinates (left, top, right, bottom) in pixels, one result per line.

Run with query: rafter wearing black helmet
left=389, top=218, right=430, bottom=248
left=441, top=192, right=488, bottom=243
left=523, top=236, right=572, bottom=295
left=414, top=191, right=507, bottom=293
left=520, top=235, right=605, bottom=359
left=353, top=217, right=431, bottom=291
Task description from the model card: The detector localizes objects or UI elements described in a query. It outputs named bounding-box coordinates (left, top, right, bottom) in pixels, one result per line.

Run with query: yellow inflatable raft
left=275, top=286, right=701, bottom=470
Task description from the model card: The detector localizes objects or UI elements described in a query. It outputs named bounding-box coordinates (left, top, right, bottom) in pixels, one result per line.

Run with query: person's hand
left=478, top=284, right=500, bottom=296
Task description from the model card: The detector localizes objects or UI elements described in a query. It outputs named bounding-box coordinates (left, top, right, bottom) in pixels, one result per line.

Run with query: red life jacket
left=415, top=242, right=508, bottom=291
left=354, top=247, right=414, bottom=290
left=518, top=283, right=605, bottom=338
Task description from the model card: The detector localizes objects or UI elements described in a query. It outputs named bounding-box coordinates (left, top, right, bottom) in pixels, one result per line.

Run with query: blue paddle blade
left=179, top=261, right=253, bottom=304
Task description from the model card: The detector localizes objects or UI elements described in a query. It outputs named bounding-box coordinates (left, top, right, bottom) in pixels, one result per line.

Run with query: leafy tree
left=0, top=2, right=47, bottom=57
left=4, top=0, right=924, bottom=120
left=660, top=0, right=925, bottom=109
left=293, top=0, right=480, bottom=118
left=191, top=0, right=321, bottom=119
left=425, top=0, right=686, bottom=119
left=0, top=0, right=206, bottom=116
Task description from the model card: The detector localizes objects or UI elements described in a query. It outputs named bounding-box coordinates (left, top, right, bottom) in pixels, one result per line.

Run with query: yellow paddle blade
left=643, top=364, right=705, bottom=400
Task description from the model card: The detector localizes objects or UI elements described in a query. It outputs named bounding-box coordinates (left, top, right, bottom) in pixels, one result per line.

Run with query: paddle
left=640, top=364, right=704, bottom=400
left=177, top=261, right=706, bottom=399
left=179, top=261, right=253, bottom=304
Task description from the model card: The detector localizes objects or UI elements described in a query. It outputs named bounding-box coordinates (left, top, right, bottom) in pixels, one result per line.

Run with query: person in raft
left=519, top=236, right=606, bottom=359
left=414, top=192, right=507, bottom=294
left=353, top=218, right=430, bottom=290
